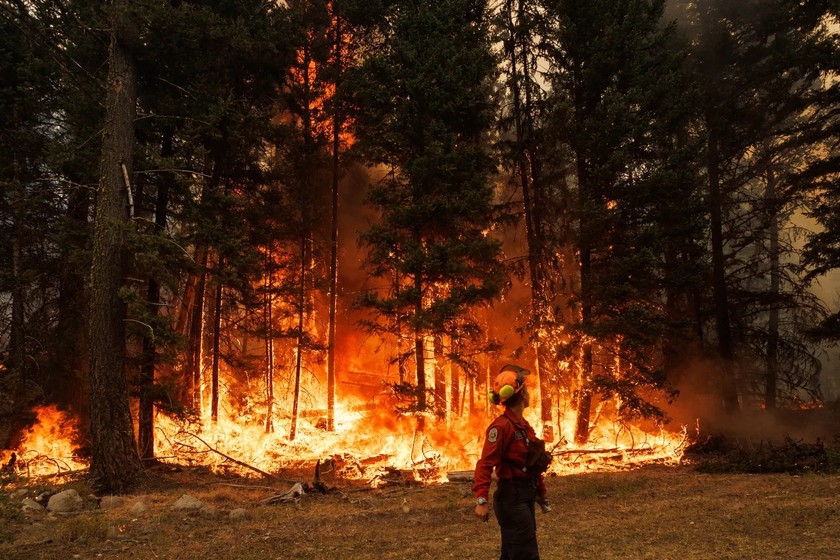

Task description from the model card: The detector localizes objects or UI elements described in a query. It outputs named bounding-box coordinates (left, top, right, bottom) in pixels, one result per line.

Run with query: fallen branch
left=554, top=447, right=621, bottom=456
left=182, top=431, right=276, bottom=479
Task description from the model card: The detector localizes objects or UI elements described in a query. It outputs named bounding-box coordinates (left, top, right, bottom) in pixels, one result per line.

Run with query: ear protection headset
left=488, top=364, right=530, bottom=405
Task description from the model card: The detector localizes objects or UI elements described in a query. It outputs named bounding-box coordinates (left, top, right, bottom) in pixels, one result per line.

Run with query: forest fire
left=4, top=405, right=87, bottom=477
left=5, top=379, right=687, bottom=485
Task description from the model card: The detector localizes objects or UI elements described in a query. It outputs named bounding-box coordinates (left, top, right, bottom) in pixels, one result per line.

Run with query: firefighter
left=473, top=364, right=550, bottom=560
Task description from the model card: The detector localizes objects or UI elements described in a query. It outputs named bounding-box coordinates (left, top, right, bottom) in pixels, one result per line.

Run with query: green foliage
left=349, top=0, right=506, bottom=395
left=539, top=0, right=700, bottom=419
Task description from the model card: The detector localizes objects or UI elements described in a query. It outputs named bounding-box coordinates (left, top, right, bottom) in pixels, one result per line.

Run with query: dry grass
left=2, top=465, right=840, bottom=560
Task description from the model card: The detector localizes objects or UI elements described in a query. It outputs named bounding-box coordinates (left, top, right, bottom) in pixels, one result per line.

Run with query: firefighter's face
left=521, top=386, right=530, bottom=408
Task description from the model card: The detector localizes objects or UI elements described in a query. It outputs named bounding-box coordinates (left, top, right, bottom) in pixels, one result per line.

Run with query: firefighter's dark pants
left=493, top=478, right=539, bottom=560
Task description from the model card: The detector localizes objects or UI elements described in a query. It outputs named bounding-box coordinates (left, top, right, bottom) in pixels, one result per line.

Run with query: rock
left=199, top=505, right=219, bottom=519
left=22, top=498, right=45, bottom=512
left=130, top=501, right=149, bottom=515
left=100, top=496, right=125, bottom=510
left=11, top=488, right=28, bottom=500
left=47, top=489, right=84, bottom=513
left=229, top=508, right=250, bottom=521
left=171, top=494, right=203, bottom=512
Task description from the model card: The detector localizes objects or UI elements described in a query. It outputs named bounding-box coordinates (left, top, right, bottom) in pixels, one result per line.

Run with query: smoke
left=663, top=356, right=840, bottom=444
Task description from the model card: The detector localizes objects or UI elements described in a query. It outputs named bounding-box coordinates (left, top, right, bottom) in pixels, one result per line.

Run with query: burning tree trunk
left=88, top=4, right=143, bottom=491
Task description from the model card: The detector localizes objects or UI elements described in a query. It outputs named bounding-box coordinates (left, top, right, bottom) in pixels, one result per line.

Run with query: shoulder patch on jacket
left=488, top=427, right=498, bottom=443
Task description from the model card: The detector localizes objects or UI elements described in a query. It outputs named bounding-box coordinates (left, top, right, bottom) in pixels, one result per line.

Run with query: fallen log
left=446, top=470, right=474, bottom=483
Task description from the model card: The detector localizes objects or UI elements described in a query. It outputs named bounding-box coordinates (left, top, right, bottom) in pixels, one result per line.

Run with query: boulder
left=47, top=489, right=83, bottom=513
left=171, top=494, right=203, bottom=512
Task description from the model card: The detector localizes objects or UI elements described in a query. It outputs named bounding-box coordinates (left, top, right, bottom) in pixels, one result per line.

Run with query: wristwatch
left=476, top=497, right=487, bottom=505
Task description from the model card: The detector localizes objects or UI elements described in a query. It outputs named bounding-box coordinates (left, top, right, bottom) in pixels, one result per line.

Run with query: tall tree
left=493, top=0, right=563, bottom=430
left=349, top=0, right=506, bottom=422
left=541, top=0, right=697, bottom=442
left=87, top=0, right=144, bottom=492
left=684, top=0, right=837, bottom=409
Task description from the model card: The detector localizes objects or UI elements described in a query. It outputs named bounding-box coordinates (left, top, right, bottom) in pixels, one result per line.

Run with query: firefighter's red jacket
left=472, top=408, right=547, bottom=501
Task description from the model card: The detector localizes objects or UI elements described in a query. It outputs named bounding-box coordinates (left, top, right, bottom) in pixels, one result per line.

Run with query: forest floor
left=1, top=462, right=839, bottom=560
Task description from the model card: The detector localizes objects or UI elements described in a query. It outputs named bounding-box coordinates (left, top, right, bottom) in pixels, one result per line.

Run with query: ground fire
left=1, top=366, right=687, bottom=484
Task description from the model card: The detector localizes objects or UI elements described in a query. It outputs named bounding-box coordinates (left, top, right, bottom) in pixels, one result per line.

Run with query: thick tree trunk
left=87, top=15, right=143, bottom=492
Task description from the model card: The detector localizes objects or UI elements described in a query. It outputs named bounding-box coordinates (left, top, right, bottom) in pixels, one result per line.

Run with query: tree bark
left=290, top=236, right=307, bottom=441
left=503, top=0, right=552, bottom=425
left=707, top=125, right=739, bottom=412
left=326, top=10, right=343, bottom=433
left=264, top=249, right=275, bottom=434
left=87, top=8, right=143, bottom=492
left=138, top=129, right=172, bottom=462
left=765, top=170, right=779, bottom=409
left=210, top=272, right=222, bottom=423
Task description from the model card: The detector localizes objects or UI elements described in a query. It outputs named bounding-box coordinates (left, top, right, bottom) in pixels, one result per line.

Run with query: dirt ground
left=2, top=464, right=839, bottom=560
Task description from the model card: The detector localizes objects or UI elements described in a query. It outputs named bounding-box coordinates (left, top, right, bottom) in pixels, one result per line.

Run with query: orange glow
left=11, top=405, right=87, bottom=477
left=4, top=373, right=686, bottom=484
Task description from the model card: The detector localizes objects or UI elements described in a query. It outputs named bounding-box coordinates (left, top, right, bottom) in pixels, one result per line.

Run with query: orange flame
left=10, top=405, right=87, bottom=477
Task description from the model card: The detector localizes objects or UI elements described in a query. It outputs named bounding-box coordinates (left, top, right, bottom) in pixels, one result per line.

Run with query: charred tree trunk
left=210, top=271, right=223, bottom=423
left=290, top=236, right=307, bottom=441
left=503, top=0, right=551, bottom=425
left=707, top=125, right=739, bottom=412
left=765, top=170, right=779, bottom=409
left=264, top=250, right=275, bottom=434
left=434, top=336, right=446, bottom=420
left=9, top=177, right=25, bottom=387
left=186, top=249, right=208, bottom=409
left=575, top=245, right=593, bottom=445
left=88, top=9, right=143, bottom=492
left=138, top=129, right=172, bottom=462
left=54, top=184, right=90, bottom=418
left=326, top=12, right=344, bottom=433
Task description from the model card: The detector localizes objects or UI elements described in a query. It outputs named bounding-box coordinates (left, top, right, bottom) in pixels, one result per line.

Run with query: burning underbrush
left=2, top=398, right=689, bottom=485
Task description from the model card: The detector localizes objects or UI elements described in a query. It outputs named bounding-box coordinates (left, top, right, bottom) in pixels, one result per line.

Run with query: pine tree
left=540, top=0, right=699, bottom=441
left=683, top=0, right=837, bottom=409
left=349, top=0, right=505, bottom=421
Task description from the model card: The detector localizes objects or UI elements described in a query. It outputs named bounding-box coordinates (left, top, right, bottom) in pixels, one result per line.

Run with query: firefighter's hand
left=537, top=497, right=552, bottom=514
left=475, top=503, right=490, bottom=522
